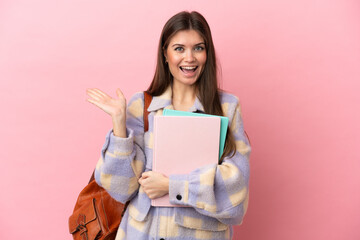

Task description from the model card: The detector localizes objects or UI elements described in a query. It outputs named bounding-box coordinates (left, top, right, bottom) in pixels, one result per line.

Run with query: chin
left=183, top=79, right=198, bottom=86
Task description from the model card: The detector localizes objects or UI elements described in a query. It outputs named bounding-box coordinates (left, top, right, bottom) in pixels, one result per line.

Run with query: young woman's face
left=165, top=30, right=207, bottom=87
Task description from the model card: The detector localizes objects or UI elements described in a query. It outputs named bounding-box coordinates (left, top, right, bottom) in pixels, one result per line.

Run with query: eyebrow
left=171, top=42, right=205, bottom=47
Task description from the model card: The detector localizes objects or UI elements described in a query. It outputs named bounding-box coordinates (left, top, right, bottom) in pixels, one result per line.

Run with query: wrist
left=112, top=116, right=126, bottom=138
left=111, top=113, right=126, bottom=122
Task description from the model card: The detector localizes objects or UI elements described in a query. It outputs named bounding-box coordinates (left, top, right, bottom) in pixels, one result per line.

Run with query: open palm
left=86, top=88, right=126, bottom=118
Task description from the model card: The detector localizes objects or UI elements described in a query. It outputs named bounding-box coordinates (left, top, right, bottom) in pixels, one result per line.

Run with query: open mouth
left=180, top=66, right=198, bottom=73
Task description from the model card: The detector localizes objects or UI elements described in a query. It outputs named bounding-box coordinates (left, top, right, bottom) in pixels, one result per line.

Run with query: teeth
left=181, top=66, right=196, bottom=70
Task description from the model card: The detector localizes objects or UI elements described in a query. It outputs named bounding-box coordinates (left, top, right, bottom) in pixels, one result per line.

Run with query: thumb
left=116, top=88, right=125, bottom=99
left=141, top=171, right=151, bottom=178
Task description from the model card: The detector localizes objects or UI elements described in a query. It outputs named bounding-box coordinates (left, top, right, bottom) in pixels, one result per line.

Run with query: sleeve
left=94, top=92, right=146, bottom=204
left=168, top=100, right=251, bottom=225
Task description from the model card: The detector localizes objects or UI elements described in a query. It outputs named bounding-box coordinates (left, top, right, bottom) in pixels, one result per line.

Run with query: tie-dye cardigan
left=94, top=86, right=251, bottom=240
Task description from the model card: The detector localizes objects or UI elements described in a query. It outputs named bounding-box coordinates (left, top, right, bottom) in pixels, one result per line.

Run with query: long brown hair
left=147, top=11, right=236, bottom=162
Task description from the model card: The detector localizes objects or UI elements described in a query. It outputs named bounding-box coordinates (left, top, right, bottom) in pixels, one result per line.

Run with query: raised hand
left=86, top=88, right=126, bottom=117
left=86, top=88, right=127, bottom=137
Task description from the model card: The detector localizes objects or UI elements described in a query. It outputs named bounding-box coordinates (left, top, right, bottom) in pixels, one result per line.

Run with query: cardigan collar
left=147, top=86, right=205, bottom=113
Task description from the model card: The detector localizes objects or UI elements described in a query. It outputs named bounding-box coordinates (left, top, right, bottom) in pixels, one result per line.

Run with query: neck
left=172, top=81, right=197, bottom=111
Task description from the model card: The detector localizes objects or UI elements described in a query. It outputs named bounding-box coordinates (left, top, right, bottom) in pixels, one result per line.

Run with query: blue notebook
left=162, top=109, right=229, bottom=161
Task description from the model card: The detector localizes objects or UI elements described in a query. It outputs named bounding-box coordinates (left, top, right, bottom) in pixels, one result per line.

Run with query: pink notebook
left=151, top=115, right=220, bottom=207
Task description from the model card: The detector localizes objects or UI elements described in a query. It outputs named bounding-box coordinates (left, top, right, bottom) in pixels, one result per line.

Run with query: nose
left=184, top=49, right=195, bottom=62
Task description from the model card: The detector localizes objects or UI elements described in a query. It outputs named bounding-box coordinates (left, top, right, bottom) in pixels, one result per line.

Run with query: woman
left=86, top=11, right=250, bottom=240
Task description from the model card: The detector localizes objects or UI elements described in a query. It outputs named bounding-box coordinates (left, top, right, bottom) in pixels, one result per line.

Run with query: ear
left=163, top=50, right=167, bottom=61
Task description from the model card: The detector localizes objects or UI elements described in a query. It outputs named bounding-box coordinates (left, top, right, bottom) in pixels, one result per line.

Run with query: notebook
left=163, top=109, right=229, bottom=161
left=151, top=115, right=221, bottom=207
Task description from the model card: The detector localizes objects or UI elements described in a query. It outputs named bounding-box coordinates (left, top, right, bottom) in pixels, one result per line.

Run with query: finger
left=139, top=177, right=148, bottom=185
left=86, top=88, right=102, bottom=98
left=93, top=88, right=111, bottom=98
left=86, top=98, right=104, bottom=109
left=87, top=89, right=106, bottom=100
left=138, top=176, right=149, bottom=184
left=141, top=171, right=151, bottom=178
left=86, top=92, right=102, bottom=102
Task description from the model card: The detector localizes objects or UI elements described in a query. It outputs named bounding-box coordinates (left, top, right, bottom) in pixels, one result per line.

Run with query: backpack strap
left=143, top=91, right=152, bottom=132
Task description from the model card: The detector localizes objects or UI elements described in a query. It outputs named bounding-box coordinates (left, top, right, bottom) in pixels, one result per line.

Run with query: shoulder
left=128, top=91, right=145, bottom=104
left=219, top=90, right=239, bottom=105
left=219, top=90, right=241, bottom=119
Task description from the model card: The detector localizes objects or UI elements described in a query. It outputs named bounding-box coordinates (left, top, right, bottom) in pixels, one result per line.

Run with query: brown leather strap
left=143, top=91, right=152, bottom=132
left=89, top=171, right=95, bottom=183
left=79, top=227, right=88, bottom=240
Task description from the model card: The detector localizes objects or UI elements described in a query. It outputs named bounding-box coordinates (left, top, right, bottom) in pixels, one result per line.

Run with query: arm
left=87, top=90, right=146, bottom=203
left=168, top=100, right=251, bottom=225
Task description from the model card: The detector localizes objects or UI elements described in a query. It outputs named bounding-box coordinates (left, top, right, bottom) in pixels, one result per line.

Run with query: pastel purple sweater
left=94, top=86, right=251, bottom=240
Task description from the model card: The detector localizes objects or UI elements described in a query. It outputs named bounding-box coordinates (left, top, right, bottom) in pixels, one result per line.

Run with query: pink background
left=1, top=0, right=359, bottom=239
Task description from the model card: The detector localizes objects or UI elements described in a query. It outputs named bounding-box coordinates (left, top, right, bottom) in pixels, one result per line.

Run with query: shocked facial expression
left=164, top=30, right=207, bottom=87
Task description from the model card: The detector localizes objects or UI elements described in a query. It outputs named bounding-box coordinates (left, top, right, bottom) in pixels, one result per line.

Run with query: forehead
left=168, top=30, right=204, bottom=45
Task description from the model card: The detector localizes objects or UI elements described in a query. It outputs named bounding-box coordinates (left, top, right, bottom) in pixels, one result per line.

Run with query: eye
left=194, top=46, right=205, bottom=51
left=174, top=47, right=184, bottom=52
